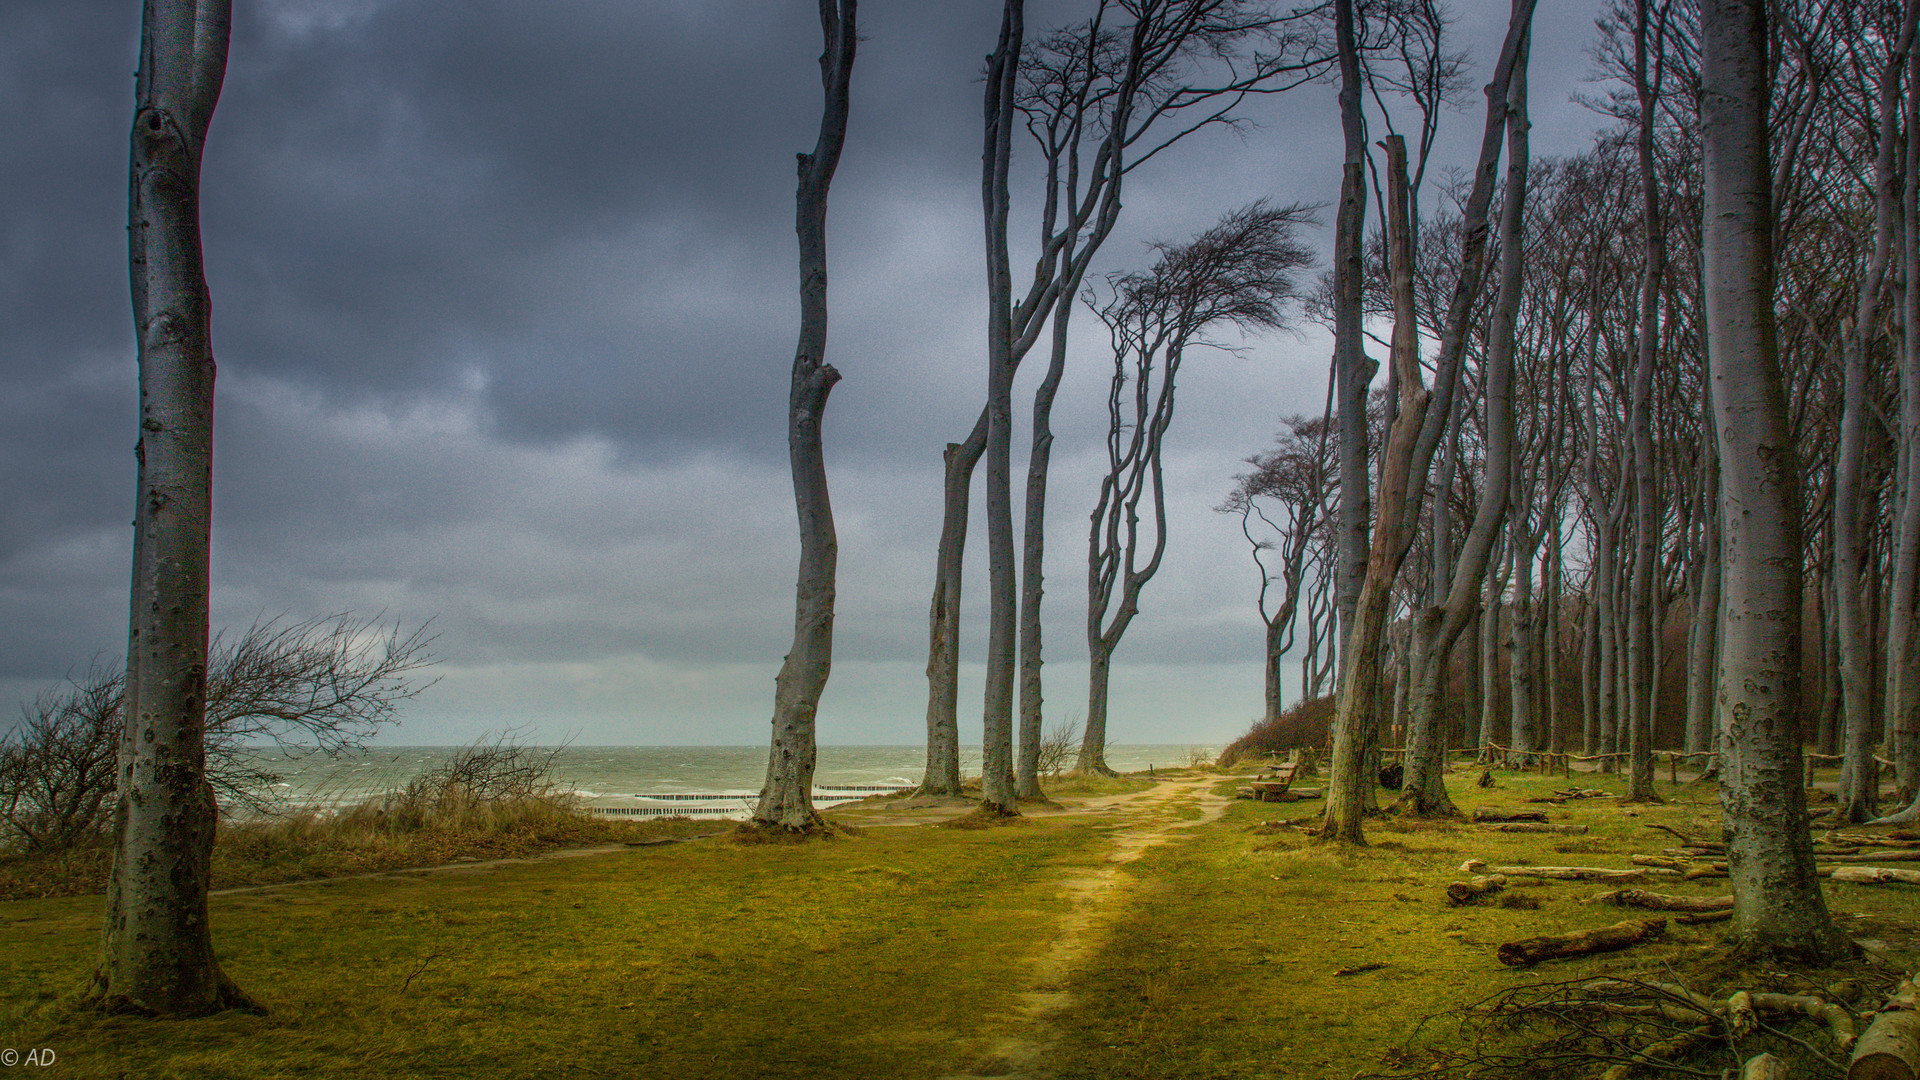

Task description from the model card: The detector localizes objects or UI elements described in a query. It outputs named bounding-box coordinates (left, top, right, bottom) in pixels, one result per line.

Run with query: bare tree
left=1220, top=413, right=1336, bottom=725
left=0, top=615, right=438, bottom=849
left=87, top=0, right=254, bottom=1017
left=756, top=0, right=857, bottom=832
left=1698, top=0, right=1849, bottom=960
left=1085, top=202, right=1315, bottom=770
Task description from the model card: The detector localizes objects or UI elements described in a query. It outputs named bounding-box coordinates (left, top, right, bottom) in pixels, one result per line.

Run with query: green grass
left=1, top=816, right=1111, bottom=1079
left=2, top=765, right=1914, bottom=1079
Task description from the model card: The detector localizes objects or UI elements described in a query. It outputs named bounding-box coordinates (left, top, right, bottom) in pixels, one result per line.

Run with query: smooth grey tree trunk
left=1392, top=6, right=1533, bottom=816
left=1840, top=2, right=1918, bottom=822
left=1685, top=411, right=1721, bottom=754
left=90, top=0, right=254, bottom=1017
left=1624, top=0, right=1666, bottom=803
left=919, top=409, right=987, bottom=798
left=1331, top=0, right=1373, bottom=681
left=1888, top=15, right=1920, bottom=815
left=756, top=0, right=857, bottom=832
left=980, top=0, right=1023, bottom=814
left=1699, top=0, right=1851, bottom=961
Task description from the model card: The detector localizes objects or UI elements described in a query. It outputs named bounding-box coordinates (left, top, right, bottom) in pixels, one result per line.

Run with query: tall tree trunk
left=1699, top=0, right=1851, bottom=961
left=1889, top=12, right=1920, bottom=813
left=1625, top=0, right=1666, bottom=803
left=757, top=0, right=857, bottom=832
left=90, top=0, right=253, bottom=1017
left=1016, top=320, right=1068, bottom=798
left=920, top=409, right=987, bottom=798
left=979, top=0, right=1024, bottom=814
left=1838, top=2, right=1917, bottom=822
left=1331, top=0, right=1373, bottom=680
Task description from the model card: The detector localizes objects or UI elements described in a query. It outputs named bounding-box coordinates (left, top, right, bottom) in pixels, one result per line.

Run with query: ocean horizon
left=240, top=743, right=1218, bottom=815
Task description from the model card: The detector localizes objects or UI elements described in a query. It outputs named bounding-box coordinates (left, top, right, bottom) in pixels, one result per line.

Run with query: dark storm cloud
left=2, top=0, right=1612, bottom=743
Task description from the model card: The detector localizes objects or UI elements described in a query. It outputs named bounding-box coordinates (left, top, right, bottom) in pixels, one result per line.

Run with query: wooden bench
left=1248, top=763, right=1298, bottom=802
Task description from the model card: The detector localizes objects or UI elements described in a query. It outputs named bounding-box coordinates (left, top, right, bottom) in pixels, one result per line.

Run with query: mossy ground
left=1, top=763, right=1915, bottom=1079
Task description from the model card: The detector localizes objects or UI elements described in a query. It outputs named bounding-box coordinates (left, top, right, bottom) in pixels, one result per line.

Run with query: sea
left=239, top=743, right=1215, bottom=820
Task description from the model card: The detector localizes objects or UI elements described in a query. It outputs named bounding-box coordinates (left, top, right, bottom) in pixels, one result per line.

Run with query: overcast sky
left=0, top=0, right=1612, bottom=748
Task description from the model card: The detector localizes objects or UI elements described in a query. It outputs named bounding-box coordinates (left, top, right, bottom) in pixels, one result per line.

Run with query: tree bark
left=1624, top=0, right=1666, bottom=804
left=1699, top=0, right=1852, bottom=961
left=920, top=409, right=987, bottom=798
left=1496, top=919, right=1666, bottom=966
left=979, top=0, right=1024, bottom=814
left=90, top=0, right=253, bottom=1017
left=756, top=0, right=857, bottom=832
left=1331, top=0, right=1373, bottom=682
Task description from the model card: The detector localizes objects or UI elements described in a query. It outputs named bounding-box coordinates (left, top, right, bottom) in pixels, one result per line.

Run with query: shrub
left=1216, top=695, right=1335, bottom=768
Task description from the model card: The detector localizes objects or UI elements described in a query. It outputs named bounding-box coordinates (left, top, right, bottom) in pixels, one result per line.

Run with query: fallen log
left=1472, top=808, right=1548, bottom=823
left=1478, top=822, right=1591, bottom=834
left=1447, top=874, right=1509, bottom=905
left=1742, top=1053, right=1789, bottom=1080
left=1461, top=859, right=1677, bottom=882
left=1850, top=980, right=1919, bottom=1080
left=1584, top=889, right=1733, bottom=913
left=1676, top=911, right=1732, bottom=925
left=1822, top=850, right=1920, bottom=864
left=1831, top=867, right=1920, bottom=885
left=1752, top=993, right=1857, bottom=1052
left=1633, top=854, right=1695, bottom=870
left=1496, top=919, right=1666, bottom=966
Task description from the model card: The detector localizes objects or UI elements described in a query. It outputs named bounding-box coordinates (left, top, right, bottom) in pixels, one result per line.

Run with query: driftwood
left=1472, top=808, right=1548, bottom=823
left=1496, top=919, right=1666, bottom=966
left=1462, top=859, right=1677, bottom=882
left=1832, top=867, right=1920, bottom=885
left=1850, top=979, right=1919, bottom=1080
left=1584, top=888, right=1734, bottom=913
left=1447, top=874, right=1509, bottom=905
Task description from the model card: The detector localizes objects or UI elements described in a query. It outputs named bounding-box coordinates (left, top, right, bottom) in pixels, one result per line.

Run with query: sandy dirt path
left=945, top=775, right=1237, bottom=1079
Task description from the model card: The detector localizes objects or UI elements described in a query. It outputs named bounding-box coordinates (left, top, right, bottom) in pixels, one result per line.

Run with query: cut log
left=1472, top=808, right=1548, bottom=823
left=1461, top=860, right=1676, bottom=882
left=1742, top=1053, right=1790, bottom=1080
left=1676, top=911, right=1733, bottom=925
left=1496, top=919, right=1667, bottom=966
left=1850, top=981, right=1920, bottom=1080
left=1832, top=867, right=1920, bottom=885
left=1633, top=854, right=1695, bottom=870
left=1584, top=889, right=1734, bottom=912
left=1447, top=874, right=1509, bottom=905
left=1479, top=823, right=1590, bottom=834
left=1822, top=850, right=1920, bottom=864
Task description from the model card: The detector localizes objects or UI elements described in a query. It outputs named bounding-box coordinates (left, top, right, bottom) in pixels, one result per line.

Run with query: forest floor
left=2, top=762, right=1918, bottom=1079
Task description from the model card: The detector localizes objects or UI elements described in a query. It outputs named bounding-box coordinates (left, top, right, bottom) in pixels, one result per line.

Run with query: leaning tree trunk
left=756, top=0, right=857, bottom=832
left=90, top=0, right=254, bottom=1017
left=920, top=409, right=988, bottom=798
left=1699, top=0, right=1852, bottom=961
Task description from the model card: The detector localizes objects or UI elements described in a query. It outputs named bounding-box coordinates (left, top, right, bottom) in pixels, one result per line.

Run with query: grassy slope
left=3, top=768, right=1916, bottom=1079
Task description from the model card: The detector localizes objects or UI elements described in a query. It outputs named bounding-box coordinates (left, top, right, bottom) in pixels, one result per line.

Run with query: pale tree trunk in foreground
left=1699, top=0, right=1851, bottom=961
left=1875, top=0, right=1920, bottom=823
left=1330, top=0, right=1373, bottom=687
left=1324, top=134, right=1428, bottom=842
left=90, top=0, right=254, bottom=1016
left=756, top=0, right=857, bottom=831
